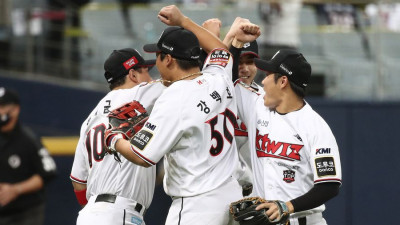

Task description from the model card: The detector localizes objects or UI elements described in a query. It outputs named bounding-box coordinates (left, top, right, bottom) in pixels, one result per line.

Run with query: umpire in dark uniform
left=0, top=87, right=57, bottom=225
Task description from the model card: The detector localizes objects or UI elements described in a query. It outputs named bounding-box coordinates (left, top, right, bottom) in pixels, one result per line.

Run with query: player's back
left=133, top=69, right=237, bottom=198
left=71, top=81, right=165, bottom=207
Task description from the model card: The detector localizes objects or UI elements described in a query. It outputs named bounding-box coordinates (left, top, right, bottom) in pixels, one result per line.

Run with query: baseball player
left=202, top=18, right=268, bottom=196
left=231, top=40, right=263, bottom=196
left=105, top=5, right=260, bottom=225
left=233, top=47, right=342, bottom=225
left=70, top=48, right=165, bottom=225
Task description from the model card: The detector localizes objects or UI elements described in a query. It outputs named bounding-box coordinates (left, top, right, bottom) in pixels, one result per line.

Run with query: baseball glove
left=104, top=100, right=149, bottom=154
left=229, top=197, right=289, bottom=225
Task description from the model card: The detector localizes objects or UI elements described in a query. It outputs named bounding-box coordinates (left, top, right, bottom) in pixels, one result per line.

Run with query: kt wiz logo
left=255, top=129, right=303, bottom=161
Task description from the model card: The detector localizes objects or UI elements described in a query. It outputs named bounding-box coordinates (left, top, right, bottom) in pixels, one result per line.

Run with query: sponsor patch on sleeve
left=130, top=130, right=153, bottom=151
left=315, top=157, right=336, bottom=177
left=208, top=49, right=230, bottom=67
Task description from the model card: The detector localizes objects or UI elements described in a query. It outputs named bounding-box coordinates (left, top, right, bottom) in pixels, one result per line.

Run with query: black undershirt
left=229, top=45, right=242, bottom=82
left=291, top=182, right=340, bottom=212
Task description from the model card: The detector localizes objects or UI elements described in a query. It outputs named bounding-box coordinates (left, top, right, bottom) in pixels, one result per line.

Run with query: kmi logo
left=255, top=129, right=303, bottom=161
left=145, top=122, right=156, bottom=131
left=316, top=148, right=331, bottom=155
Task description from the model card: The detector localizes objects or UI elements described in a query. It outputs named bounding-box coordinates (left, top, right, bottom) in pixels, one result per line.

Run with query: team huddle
left=70, top=5, right=342, bottom=225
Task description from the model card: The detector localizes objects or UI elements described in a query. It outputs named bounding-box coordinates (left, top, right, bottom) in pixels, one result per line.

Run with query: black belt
left=287, top=217, right=307, bottom=225
left=95, top=194, right=144, bottom=213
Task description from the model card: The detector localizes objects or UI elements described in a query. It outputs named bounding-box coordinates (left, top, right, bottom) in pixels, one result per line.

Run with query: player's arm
left=157, top=5, right=227, bottom=52
left=227, top=19, right=261, bottom=82
left=71, top=181, right=87, bottom=207
left=114, top=138, right=151, bottom=167
left=255, top=183, right=340, bottom=221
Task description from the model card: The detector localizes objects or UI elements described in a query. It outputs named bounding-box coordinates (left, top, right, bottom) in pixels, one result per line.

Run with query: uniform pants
left=0, top=203, right=45, bottom=225
left=288, top=212, right=327, bottom=225
left=77, top=194, right=146, bottom=225
left=165, top=177, right=242, bottom=225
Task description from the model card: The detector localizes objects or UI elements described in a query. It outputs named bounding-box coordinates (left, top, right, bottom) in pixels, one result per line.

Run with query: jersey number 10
left=85, top=124, right=107, bottom=167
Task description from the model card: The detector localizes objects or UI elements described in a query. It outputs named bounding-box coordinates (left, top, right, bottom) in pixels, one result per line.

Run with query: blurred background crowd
left=1, top=0, right=400, bottom=100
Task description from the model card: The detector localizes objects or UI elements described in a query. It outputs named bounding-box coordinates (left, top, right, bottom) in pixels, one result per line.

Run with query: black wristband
left=229, top=45, right=242, bottom=82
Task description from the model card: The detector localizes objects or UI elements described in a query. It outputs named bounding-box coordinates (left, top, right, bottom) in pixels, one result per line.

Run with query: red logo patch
left=208, top=49, right=230, bottom=68
left=283, top=170, right=295, bottom=183
left=123, top=56, right=139, bottom=69
left=255, top=129, right=303, bottom=161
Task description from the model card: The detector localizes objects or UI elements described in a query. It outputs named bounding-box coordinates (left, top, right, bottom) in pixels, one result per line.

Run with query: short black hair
left=273, top=73, right=306, bottom=98
left=107, top=67, right=146, bottom=90
left=159, top=52, right=200, bottom=71
left=108, top=75, right=126, bottom=90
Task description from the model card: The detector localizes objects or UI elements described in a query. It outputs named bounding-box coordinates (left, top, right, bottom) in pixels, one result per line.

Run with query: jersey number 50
left=206, top=108, right=237, bottom=156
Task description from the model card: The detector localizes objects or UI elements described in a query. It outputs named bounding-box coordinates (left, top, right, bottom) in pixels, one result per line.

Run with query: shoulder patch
left=130, top=129, right=153, bottom=151
left=208, top=49, right=230, bottom=67
left=315, top=157, right=336, bottom=177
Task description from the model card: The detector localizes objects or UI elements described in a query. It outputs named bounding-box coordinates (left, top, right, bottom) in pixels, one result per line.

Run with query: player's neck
left=276, top=94, right=305, bottom=114
left=113, top=81, right=137, bottom=90
left=163, top=68, right=201, bottom=85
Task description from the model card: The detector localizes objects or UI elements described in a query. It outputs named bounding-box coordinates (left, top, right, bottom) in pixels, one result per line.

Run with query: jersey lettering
left=316, top=148, right=331, bottom=155
left=197, top=100, right=210, bottom=114
left=206, top=108, right=238, bottom=156
left=210, top=91, right=222, bottom=102
left=255, top=129, right=303, bottom=161
left=104, top=100, right=111, bottom=114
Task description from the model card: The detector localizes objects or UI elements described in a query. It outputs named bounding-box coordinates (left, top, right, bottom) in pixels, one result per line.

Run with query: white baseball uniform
left=129, top=48, right=242, bottom=225
left=235, top=81, right=342, bottom=225
left=234, top=81, right=265, bottom=188
left=70, top=80, right=165, bottom=225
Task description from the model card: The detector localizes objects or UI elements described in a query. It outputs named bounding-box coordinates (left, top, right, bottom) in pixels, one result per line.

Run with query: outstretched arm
left=157, top=5, right=226, bottom=53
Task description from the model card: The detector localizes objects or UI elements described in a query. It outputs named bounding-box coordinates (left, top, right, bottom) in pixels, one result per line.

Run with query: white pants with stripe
left=76, top=195, right=146, bottom=225
left=288, top=212, right=327, bottom=225
left=165, top=177, right=242, bottom=225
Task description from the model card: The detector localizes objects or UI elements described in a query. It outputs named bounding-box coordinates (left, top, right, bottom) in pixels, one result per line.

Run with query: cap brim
left=254, top=58, right=278, bottom=73
left=143, top=43, right=160, bottom=53
left=241, top=51, right=259, bottom=58
left=141, top=59, right=156, bottom=67
left=137, top=59, right=156, bottom=71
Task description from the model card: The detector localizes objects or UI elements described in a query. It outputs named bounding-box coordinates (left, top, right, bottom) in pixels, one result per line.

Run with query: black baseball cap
left=104, top=48, right=156, bottom=84
left=0, top=87, right=20, bottom=106
left=254, top=49, right=312, bottom=89
left=241, top=40, right=259, bottom=58
left=143, top=26, right=201, bottom=61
